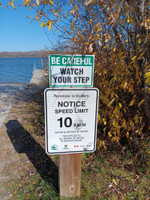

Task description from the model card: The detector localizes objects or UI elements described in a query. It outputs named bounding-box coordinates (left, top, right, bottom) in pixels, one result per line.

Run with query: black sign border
left=44, top=88, right=99, bottom=155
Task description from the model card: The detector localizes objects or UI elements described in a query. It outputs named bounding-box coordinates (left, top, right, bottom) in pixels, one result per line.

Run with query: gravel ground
left=0, top=69, right=47, bottom=199
left=0, top=83, right=27, bottom=127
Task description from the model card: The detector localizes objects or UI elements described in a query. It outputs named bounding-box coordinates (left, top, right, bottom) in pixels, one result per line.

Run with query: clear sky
left=0, top=0, right=57, bottom=52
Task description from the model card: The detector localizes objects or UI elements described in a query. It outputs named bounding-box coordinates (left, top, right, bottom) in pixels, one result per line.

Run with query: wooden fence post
left=59, top=154, right=81, bottom=198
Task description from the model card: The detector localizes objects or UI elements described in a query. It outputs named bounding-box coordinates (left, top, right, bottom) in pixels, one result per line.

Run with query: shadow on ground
left=5, top=120, right=58, bottom=192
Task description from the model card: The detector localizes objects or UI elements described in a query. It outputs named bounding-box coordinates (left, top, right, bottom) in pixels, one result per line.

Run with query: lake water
left=0, top=57, right=45, bottom=127
left=0, top=57, right=43, bottom=84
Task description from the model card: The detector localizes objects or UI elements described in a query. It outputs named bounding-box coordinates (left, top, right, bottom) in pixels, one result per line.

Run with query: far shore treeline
left=0, top=50, right=51, bottom=58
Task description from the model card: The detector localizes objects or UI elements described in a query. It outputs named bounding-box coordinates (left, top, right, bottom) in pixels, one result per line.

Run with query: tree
left=4, top=0, right=150, bottom=147
left=62, top=0, right=150, bottom=146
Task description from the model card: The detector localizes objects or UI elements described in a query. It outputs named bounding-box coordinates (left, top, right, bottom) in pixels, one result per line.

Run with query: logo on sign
left=51, top=145, right=58, bottom=150
left=64, top=144, right=69, bottom=149
left=74, top=145, right=79, bottom=148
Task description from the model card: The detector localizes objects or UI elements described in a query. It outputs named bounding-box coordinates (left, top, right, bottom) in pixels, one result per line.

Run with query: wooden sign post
left=59, top=154, right=81, bottom=198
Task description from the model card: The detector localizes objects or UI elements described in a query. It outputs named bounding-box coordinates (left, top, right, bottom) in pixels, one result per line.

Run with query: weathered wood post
left=59, top=154, right=81, bottom=198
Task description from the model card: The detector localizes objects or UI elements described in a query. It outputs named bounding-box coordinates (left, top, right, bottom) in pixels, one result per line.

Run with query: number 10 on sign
left=57, top=117, right=72, bottom=128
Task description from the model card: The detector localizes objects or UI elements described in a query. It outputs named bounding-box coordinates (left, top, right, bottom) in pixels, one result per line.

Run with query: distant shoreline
left=0, top=50, right=50, bottom=58
left=0, top=56, right=44, bottom=59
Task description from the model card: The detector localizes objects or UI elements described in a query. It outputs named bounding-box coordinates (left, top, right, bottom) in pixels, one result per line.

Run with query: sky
left=0, top=0, right=58, bottom=52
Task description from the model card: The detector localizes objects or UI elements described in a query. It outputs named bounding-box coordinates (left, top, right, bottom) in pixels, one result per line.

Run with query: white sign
left=44, top=88, right=99, bottom=155
left=49, top=54, right=94, bottom=87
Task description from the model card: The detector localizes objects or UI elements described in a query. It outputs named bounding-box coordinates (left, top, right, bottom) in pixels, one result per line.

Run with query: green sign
left=49, top=54, right=94, bottom=87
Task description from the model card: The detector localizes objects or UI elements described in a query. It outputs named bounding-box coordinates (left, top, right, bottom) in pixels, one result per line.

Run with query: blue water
left=0, top=57, right=42, bottom=84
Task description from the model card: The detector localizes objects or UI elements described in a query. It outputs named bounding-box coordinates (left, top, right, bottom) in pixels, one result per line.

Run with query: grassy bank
left=10, top=90, right=149, bottom=200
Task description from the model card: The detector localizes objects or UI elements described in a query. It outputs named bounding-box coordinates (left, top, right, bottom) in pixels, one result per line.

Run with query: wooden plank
left=59, top=154, right=81, bottom=198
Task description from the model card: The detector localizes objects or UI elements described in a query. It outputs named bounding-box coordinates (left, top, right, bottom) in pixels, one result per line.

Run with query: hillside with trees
left=0, top=50, right=49, bottom=58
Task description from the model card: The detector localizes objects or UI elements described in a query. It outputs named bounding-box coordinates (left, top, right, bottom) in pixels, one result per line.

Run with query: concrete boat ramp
left=30, top=69, right=47, bottom=84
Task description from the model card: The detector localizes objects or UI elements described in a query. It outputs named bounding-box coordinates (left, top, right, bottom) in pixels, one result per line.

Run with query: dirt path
left=0, top=84, right=48, bottom=199
left=0, top=83, right=27, bottom=127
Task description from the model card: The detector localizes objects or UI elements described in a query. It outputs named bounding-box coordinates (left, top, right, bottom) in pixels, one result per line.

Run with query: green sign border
left=49, top=54, right=94, bottom=87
